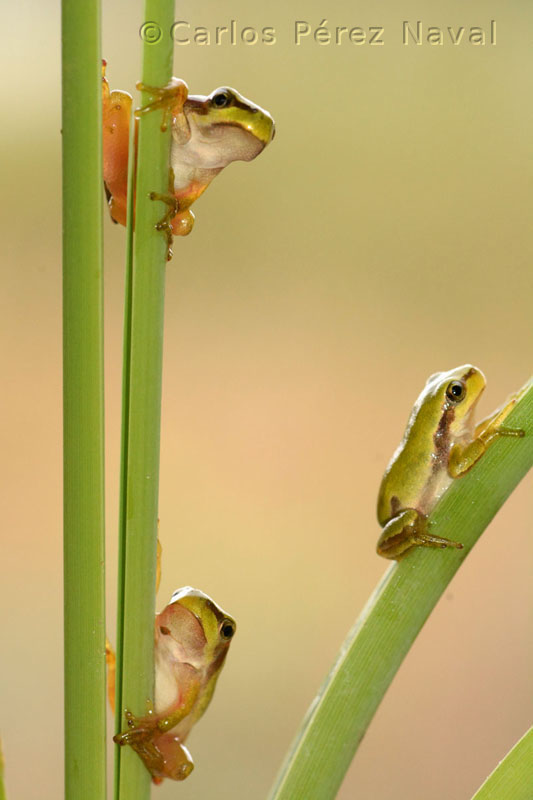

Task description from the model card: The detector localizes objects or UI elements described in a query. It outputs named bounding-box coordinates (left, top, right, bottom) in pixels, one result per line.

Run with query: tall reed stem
left=62, top=1, right=106, bottom=798
left=114, top=3, right=175, bottom=798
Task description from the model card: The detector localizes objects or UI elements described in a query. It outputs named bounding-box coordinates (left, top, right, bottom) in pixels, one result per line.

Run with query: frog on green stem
left=102, top=61, right=275, bottom=257
left=107, top=545, right=236, bottom=783
left=376, top=365, right=525, bottom=560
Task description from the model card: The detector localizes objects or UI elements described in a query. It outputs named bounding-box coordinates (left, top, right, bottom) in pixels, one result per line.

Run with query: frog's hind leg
left=377, top=508, right=463, bottom=560
left=148, top=168, right=195, bottom=259
left=102, top=60, right=133, bottom=226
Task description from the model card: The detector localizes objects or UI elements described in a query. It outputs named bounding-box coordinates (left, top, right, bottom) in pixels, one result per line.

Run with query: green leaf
left=471, top=727, right=533, bottom=800
left=269, top=379, right=533, bottom=800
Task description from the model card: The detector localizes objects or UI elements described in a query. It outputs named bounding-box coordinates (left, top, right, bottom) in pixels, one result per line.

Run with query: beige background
left=1, top=0, right=531, bottom=798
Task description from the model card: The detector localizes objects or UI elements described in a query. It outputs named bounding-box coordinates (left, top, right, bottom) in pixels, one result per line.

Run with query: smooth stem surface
left=471, top=727, right=533, bottom=800
left=113, top=82, right=137, bottom=797
left=62, top=1, right=106, bottom=799
left=472, top=728, right=533, bottom=800
left=114, top=2, right=175, bottom=799
left=269, top=380, right=533, bottom=800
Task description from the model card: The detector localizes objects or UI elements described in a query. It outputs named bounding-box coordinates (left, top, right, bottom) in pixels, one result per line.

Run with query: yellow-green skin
left=377, top=365, right=524, bottom=559
left=114, top=588, right=236, bottom=783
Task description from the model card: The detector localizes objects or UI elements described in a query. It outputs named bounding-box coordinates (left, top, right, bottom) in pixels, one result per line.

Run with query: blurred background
left=1, top=0, right=531, bottom=798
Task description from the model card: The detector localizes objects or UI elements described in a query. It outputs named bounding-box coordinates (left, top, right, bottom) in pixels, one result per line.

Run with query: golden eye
left=212, top=90, right=231, bottom=108
left=220, top=619, right=236, bottom=640
left=446, top=380, right=466, bottom=403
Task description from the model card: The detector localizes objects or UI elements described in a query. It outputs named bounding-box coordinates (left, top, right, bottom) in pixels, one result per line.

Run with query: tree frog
left=377, top=365, right=525, bottom=560
left=108, top=584, right=236, bottom=783
left=102, top=61, right=275, bottom=255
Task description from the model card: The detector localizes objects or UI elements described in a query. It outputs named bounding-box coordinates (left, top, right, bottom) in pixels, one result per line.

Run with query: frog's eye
left=212, top=90, right=232, bottom=109
left=446, top=380, right=466, bottom=403
left=219, top=619, right=236, bottom=640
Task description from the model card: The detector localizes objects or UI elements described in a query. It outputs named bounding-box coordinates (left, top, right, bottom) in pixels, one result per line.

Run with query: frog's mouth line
left=185, top=95, right=275, bottom=142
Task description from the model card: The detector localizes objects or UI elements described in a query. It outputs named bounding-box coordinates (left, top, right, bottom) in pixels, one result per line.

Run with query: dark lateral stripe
left=433, top=404, right=454, bottom=465
left=206, top=647, right=229, bottom=682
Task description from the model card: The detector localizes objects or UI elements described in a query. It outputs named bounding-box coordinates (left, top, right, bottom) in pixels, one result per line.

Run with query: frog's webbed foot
left=149, top=168, right=194, bottom=260
left=377, top=508, right=463, bottom=560
left=474, top=388, right=527, bottom=443
left=114, top=709, right=157, bottom=745
left=114, top=710, right=163, bottom=773
left=135, top=77, right=188, bottom=133
left=114, top=710, right=194, bottom=782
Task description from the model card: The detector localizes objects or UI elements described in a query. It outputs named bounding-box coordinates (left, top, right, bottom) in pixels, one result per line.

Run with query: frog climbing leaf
left=376, top=365, right=525, bottom=560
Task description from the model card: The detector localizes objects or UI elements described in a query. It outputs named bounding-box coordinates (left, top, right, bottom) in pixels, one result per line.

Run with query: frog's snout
left=263, top=114, right=275, bottom=144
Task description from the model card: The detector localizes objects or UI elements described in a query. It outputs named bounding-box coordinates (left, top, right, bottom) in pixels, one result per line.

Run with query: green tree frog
left=108, top=586, right=236, bottom=783
left=377, top=365, right=525, bottom=560
left=102, top=60, right=275, bottom=254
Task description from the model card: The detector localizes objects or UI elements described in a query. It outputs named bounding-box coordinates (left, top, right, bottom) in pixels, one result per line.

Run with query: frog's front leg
left=135, top=78, right=191, bottom=256
left=114, top=717, right=194, bottom=783
left=135, top=77, right=188, bottom=133
left=449, top=402, right=524, bottom=478
left=377, top=508, right=464, bottom=560
left=114, top=709, right=161, bottom=758
left=114, top=712, right=194, bottom=782
left=114, top=709, right=165, bottom=775
left=114, top=674, right=199, bottom=779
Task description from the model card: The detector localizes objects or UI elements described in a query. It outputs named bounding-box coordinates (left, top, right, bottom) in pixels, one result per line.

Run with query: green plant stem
left=0, top=739, right=6, bottom=800
left=62, top=1, right=106, bottom=799
left=114, top=3, right=175, bottom=799
left=269, top=380, right=533, bottom=800
left=471, top=727, right=533, bottom=800
left=113, top=99, right=136, bottom=799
